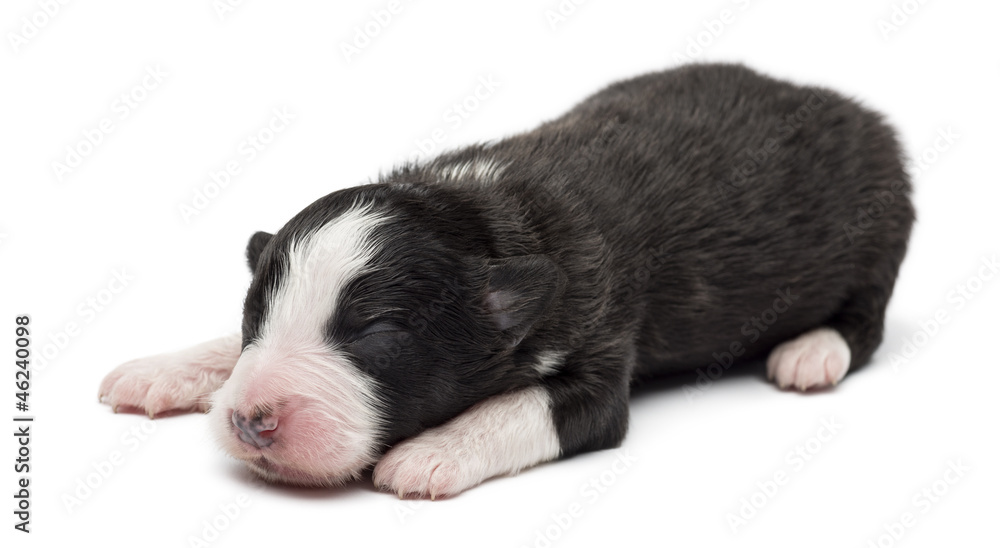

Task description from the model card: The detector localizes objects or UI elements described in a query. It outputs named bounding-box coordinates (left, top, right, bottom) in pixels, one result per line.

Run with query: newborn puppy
left=99, top=63, right=914, bottom=498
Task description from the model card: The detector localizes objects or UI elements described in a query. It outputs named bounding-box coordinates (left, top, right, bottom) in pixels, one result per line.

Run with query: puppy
left=99, top=63, right=914, bottom=499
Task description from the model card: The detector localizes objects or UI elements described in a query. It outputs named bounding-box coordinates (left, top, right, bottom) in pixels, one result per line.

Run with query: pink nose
left=232, top=411, right=278, bottom=448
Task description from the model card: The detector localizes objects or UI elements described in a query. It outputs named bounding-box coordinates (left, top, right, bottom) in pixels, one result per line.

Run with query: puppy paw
left=372, top=431, right=480, bottom=500
left=99, top=335, right=239, bottom=418
left=373, top=387, right=560, bottom=499
left=766, top=327, right=851, bottom=391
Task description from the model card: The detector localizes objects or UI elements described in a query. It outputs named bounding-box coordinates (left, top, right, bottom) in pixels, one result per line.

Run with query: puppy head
left=208, top=185, right=565, bottom=486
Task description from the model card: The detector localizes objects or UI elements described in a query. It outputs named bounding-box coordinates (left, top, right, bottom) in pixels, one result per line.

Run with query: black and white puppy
left=99, top=63, right=914, bottom=498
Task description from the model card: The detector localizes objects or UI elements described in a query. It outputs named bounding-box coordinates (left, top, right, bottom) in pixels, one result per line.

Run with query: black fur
left=243, top=63, right=914, bottom=458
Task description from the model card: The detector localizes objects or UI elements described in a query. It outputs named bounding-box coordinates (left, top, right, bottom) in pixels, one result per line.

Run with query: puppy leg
left=542, top=346, right=631, bottom=457
left=99, top=334, right=241, bottom=417
left=767, top=284, right=892, bottom=390
left=373, top=386, right=560, bottom=499
left=374, top=348, right=631, bottom=499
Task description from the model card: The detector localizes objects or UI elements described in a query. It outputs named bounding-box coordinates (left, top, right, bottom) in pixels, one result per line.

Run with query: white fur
left=98, top=334, right=241, bottom=417
left=373, top=386, right=560, bottom=499
left=208, top=205, right=392, bottom=485
left=436, top=158, right=505, bottom=183
left=766, top=327, right=851, bottom=390
left=263, top=205, right=389, bottom=345
left=533, top=350, right=565, bottom=376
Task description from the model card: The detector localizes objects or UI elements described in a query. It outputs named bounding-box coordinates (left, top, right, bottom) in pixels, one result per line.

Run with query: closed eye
left=351, top=321, right=401, bottom=342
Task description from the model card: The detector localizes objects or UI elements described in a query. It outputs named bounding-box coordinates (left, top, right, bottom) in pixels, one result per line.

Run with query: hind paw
left=766, top=328, right=851, bottom=391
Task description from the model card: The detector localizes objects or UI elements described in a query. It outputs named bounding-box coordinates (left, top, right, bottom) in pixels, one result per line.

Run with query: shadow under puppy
left=99, top=63, right=914, bottom=498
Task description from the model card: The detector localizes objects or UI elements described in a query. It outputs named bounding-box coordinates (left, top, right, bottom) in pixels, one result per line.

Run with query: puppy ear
left=484, top=255, right=566, bottom=347
left=246, top=231, right=273, bottom=272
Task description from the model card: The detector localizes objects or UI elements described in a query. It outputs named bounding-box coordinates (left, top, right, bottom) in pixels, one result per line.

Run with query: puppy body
left=100, top=64, right=914, bottom=497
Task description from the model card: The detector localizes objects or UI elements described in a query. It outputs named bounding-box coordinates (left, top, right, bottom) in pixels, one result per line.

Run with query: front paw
left=373, top=431, right=483, bottom=500
left=373, top=387, right=561, bottom=499
left=99, top=337, right=238, bottom=417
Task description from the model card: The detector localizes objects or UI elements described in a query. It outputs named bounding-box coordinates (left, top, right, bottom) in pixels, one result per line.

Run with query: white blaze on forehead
left=210, top=204, right=393, bottom=484
left=262, top=204, right=389, bottom=343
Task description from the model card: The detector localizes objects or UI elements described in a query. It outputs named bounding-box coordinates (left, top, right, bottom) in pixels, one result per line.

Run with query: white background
left=2, top=0, right=998, bottom=547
